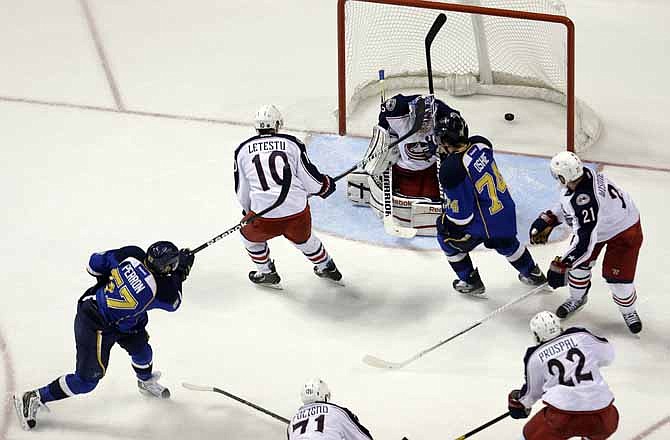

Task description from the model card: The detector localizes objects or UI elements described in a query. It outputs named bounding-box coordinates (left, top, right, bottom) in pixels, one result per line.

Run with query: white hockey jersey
left=234, top=133, right=326, bottom=218
left=287, top=402, right=373, bottom=440
left=518, top=327, right=615, bottom=412
left=378, top=94, right=436, bottom=172
left=554, top=168, right=639, bottom=267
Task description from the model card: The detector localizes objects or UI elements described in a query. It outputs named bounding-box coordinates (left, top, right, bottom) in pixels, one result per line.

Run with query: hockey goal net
left=338, top=0, right=601, bottom=152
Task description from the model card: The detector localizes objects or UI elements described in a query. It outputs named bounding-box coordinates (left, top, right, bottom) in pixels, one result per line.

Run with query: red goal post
left=337, top=0, right=601, bottom=152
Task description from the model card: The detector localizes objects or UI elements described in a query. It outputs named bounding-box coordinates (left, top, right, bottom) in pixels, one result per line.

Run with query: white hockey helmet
left=300, top=378, right=331, bottom=404
left=255, top=104, right=283, bottom=132
left=530, top=311, right=563, bottom=343
left=550, top=151, right=584, bottom=185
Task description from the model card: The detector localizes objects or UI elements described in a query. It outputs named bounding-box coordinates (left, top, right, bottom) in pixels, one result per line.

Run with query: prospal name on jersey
left=294, top=404, right=329, bottom=420
left=537, top=336, right=578, bottom=362
left=248, top=140, right=287, bottom=154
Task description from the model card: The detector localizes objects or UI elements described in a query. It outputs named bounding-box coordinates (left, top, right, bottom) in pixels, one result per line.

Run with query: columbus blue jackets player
left=13, top=241, right=195, bottom=431
left=431, top=111, right=546, bottom=295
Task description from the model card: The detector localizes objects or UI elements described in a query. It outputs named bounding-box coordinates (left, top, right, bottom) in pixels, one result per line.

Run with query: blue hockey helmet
left=434, top=110, right=468, bottom=147
left=145, top=241, right=179, bottom=275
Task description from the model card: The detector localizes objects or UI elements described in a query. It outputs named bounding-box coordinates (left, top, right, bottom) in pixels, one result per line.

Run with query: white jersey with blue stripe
left=287, top=402, right=373, bottom=440
left=518, top=327, right=615, bottom=412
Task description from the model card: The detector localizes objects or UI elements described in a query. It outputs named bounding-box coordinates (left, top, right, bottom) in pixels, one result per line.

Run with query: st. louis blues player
left=431, top=110, right=546, bottom=295
left=13, top=241, right=195, bottom=430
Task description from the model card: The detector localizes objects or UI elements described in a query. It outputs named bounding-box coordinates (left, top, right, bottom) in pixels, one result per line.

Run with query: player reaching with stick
left=529, top=151, right=643, bottom=333
left=234, top=105, right=341, bottom=289
left=508, top=311, right=619, bottom=439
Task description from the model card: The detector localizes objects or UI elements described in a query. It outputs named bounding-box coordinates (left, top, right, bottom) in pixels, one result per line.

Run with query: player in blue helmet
left=431, top=110, right=546, bottom=296
left=12, top=241, right=195, bottom=431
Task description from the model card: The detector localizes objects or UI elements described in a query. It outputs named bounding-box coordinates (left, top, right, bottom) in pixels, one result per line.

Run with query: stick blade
left=182, top=382, right=214, bottom=392
left=362, top=354, right=405, bottom=369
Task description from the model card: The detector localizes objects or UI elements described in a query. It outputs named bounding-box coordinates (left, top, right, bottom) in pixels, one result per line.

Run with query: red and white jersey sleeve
left=518, top=327, right=615, bottom=412
left=234, top=133, right=325, bottom=219
left=287, top=402, right=373, bottom=440
left=559, top=168, right=640, bottom=267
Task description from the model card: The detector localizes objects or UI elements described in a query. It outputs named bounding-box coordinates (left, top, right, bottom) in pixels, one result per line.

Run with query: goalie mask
left=434, top=110, right=468, bottom=147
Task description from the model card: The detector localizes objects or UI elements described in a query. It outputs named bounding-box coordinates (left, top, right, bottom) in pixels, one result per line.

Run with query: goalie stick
left=190, top=164, right=292, bottom=255
left=182, top=382, right=290, bottom=424
left=378, top=69, right=418, bottom=239
left=362, top=283, right=547, bottom=369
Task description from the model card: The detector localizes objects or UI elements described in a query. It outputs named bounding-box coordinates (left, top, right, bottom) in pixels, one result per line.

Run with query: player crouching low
left=508, top=311, right=619, bottom=439
left=530, top=152, right=643, bottom=333
left=234, top=105, right=341, bottom=289
left=431, top=111, right=546, bottom=296
left=288, top=378, right=373, bottom=440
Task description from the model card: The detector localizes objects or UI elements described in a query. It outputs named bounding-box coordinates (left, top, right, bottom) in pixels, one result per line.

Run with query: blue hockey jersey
left=439, top=136, right=517, bottom=239
left=87, top=246, right=183, bottom=332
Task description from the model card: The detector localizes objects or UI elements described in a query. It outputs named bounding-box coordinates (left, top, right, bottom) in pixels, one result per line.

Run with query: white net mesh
left=343, top=0, right=601, bottom=151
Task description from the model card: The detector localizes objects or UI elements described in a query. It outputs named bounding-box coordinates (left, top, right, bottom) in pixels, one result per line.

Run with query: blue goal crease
left=306, top=134, right=584, bottom=251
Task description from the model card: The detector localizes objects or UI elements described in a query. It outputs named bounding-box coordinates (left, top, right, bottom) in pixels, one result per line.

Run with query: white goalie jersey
left=518, top=327, right=615, bottom=412
left=234, top=133, right=326, bottom=218
left=287, top=402, right=373, bottom=440
left=553, top=168, right=639, bottom=267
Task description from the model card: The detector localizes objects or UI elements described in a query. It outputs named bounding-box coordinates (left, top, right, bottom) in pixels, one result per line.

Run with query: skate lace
left=623, top=312, right=640, bottom=325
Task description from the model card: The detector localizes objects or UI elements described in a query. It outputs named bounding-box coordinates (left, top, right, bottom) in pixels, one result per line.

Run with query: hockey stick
left=363, top=283, right=547, bottom=369
left=182, top=382, right=290, bottom=424
left=332, top=97, right=426, bottom=183
left=378, top=69, right=418, bottom=239
left=190, top=164, right=292, bottom=255
left=426, top=14, right=447, bottom=210
left=453, top=412, right=510, bottom=440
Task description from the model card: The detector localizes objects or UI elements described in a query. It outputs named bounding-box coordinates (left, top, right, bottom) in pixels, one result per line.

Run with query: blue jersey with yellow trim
left=87, top=246, right=183, bottom=332
left=439, top=136, right=517, bottom=239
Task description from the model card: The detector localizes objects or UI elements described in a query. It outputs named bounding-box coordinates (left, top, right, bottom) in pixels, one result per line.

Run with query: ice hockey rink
left=1, top=1, right=669, bottom=439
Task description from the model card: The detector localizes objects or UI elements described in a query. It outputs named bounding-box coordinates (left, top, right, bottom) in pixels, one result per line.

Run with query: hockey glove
left=529, top=210, right=559, bottom=244
left=547, top=256, right=569, bottom=289
left=508, top=390, right=531, bottom=419
left=437, top=215, right=476, bottom=253
left=317, top=175, right=336, bottom=199
left=176, top=248, right=195, bottom=282
left=421, top=135, right=439, bottom=158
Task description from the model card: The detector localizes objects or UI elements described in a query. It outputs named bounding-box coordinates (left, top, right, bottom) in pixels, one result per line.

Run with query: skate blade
left=12, top=395, right=34, bottom=431
left=138, top=387, right=171, bottom=399
left=458, top=290, right=488, bottom=299
left=256, top=282, right=283, bottom=291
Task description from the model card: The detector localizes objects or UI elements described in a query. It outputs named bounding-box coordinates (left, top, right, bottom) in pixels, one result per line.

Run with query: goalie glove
left=363, top=125, right=398, bottom=176
left=529, top=210, right=559, bottom=244
left=547, top=256, right=569, bottom=289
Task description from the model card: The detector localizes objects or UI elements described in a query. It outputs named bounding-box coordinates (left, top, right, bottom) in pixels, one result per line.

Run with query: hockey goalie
left=347, top=93, right=460, bottom=236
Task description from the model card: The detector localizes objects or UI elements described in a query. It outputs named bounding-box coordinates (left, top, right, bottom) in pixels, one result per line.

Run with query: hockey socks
left=610, top=283, right=638, bottom=314
left=242, top=237, right=273, bottom=273
left=293, top=235, right=331, bottom=271
left=39, top=374, right=99, bottom=403
left=508, top=248, right=535, bottom=278
left=447, top=253, right=475, bottom=281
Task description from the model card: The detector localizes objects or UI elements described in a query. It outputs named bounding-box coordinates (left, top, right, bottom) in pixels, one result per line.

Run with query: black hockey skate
left=453, top=269, right=486, bottom=297
left=13, top=390, right=43, bottom=430
left=249, top=261, right=282, bottom=290
left=518, top=264, right=548, bottom=287
left=622, top=311, right=642, bottom=334
left=556, top=294, right=588, bottom=319
left=314, top=260, right=343, bottom=285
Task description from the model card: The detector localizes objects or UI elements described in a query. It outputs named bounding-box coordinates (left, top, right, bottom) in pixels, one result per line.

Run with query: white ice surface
left=1, top=1, right=669, bottom=440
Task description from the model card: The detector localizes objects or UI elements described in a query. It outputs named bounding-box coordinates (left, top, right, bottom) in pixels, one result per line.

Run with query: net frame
left=337, top=0, right=598, bottom=152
